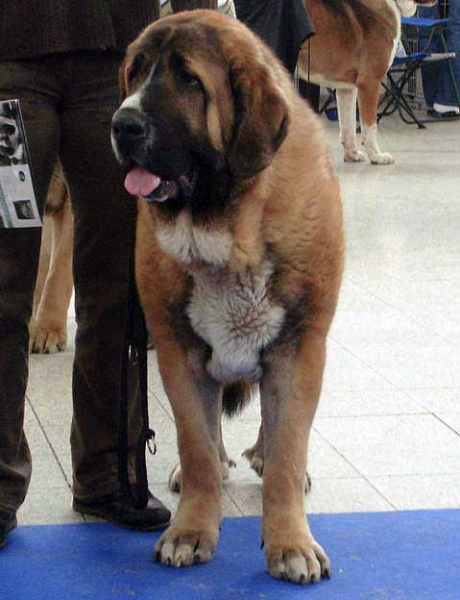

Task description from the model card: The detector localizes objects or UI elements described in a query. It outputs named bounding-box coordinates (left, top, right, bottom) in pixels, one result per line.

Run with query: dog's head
left=111, top=11, right=290, bottom=207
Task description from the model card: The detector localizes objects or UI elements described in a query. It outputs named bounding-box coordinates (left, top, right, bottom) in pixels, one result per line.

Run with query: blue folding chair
left=378, top=15, right=460, bottom=128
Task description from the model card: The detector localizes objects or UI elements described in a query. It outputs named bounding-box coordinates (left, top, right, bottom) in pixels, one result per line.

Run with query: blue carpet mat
left=1, top=510, right=459, bottom=599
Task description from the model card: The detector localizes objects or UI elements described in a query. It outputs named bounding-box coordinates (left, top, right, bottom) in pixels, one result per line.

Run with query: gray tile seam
left=25, top=395, right=72, bottom=490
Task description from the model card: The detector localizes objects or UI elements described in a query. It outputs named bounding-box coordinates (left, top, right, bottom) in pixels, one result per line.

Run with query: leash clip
left=128, top=344, right=138, bottom=365
left=147, top=429, right=157, bottom=456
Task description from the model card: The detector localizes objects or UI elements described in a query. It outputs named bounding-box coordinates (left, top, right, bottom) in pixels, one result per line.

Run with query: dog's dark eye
left=179, top=70, right=201, bottom=88
left=128, top=54, right=145, bottom=84
left=170, top=53, right=201, bottom=89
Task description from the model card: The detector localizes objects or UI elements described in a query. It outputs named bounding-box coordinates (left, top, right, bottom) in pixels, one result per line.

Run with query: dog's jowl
left=112, top=11, right=344, bottom=585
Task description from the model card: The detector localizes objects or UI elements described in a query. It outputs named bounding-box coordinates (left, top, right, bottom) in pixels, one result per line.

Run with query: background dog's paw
left=29, top=324, right=67, bottom=354
left=154, top=527, right=217, bottom=567
left=343, top=149, right=366, bottom=163
left=265, top=540, right=331, bottom=585
left=370, top=152, right=394, bottom=165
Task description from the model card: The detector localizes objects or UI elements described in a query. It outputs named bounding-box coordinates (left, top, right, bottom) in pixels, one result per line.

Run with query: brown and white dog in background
left=29, top=164, right=73, bottom=354
left=112, top=10, right=344, bottom=584
left=299, top=0, right=437, bottom=164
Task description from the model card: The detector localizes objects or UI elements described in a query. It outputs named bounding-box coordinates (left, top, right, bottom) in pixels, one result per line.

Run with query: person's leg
left=59, top=52, right=169, bottom=528
left=419, top=5, right=443, bottom=110
left=171, top=0, right=217, bottom=10
left=0, top=59, right=60, bottom=541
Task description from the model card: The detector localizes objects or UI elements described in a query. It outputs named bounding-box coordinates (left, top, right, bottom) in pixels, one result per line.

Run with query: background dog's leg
left=30, top=171, right=73, bottom=354
left=154, top=342, right=222, bottom=567
left=260, top=334, right=331, bottom=584
left=29, top=214, right=52, bottom=350
left=357, top=77, right=394, bottom=165
left=336, top=88, right=366, bottom=163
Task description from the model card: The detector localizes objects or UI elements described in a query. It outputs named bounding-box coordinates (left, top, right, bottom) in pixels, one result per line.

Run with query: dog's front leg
left=154, top=341, right=223, bottom=567
left=357, top=76, right=394, bottom=165
left=336, top=88, right=366, bottom=163
left=260, top=334, right=331, bottom=584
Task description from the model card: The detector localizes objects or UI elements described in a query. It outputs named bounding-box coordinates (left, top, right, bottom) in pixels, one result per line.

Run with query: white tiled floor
left=21, top=113, right=460, bottom=527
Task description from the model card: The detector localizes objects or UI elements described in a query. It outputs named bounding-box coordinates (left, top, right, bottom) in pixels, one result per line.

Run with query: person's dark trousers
left=419, top=3, right=460, bottom=109
left=0, top=51, right=143, bottom=513
left=234, top=0, right=315, bottom=75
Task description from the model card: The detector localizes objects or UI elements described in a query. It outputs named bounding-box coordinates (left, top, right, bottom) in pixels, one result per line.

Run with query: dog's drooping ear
left=228, top=63, right=290, bottom=179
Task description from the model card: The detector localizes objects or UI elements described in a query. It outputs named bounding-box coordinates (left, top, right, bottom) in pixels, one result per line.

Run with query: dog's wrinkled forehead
left=122, top=15, right=227, bottom=97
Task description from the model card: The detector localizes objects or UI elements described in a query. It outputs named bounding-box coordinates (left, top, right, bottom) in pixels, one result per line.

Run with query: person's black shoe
left=0, top=511, right=18, bottom=550
left=72, top=492, right=171, bottom=531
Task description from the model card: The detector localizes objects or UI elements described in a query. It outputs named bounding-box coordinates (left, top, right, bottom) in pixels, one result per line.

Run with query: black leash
left=119, top=245, right=156, bottom=509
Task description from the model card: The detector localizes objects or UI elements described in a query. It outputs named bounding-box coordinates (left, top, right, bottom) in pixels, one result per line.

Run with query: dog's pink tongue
left=124, top=166, right=161, bottom=197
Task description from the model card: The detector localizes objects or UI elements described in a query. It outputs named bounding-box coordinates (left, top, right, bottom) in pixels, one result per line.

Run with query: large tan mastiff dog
left=112, top=10, right=344, bottom=584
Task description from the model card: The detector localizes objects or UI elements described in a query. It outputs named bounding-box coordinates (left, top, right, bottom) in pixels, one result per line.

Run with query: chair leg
left=380, top=68, right=427, bottom=128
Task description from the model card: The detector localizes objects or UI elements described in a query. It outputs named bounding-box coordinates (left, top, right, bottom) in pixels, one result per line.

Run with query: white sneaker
left=433, top=102, right=460, bottom=115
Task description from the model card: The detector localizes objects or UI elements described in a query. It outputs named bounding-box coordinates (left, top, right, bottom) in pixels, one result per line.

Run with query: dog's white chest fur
left=156, top=211, right=285, bottom=382
left=156, top=211, right=233, bottom=266
left=188, top=264, right=285, bottom=382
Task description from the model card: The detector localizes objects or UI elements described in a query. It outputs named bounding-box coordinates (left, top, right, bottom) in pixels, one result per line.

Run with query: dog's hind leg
left=357, top=76, right=394, bottom=165
left=260, top=334, right=331, bottom=584
left=169, top=419, right=236, bottom=493
left=336, top=87, right=366, bottom=163
left=243, top=424, right=312, bottom=492
left=153, top=342, right=223, bottom=567
left=242, top=424, right=265, bottom=477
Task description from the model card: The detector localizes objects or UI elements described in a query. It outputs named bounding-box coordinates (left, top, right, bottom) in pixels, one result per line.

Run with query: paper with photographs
left=0, top=99, right=42, bottom=228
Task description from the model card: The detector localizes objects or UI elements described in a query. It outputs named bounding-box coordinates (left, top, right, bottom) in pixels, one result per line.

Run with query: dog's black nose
left=112, top=108, right=147, bottom=143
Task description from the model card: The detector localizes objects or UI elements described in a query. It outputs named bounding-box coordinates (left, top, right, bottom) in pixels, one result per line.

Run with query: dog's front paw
left=265, top=539, right=331, bottom=585
left=369, top=151, right=394, bottom=165
left=154, top=525, right=218, bottom=567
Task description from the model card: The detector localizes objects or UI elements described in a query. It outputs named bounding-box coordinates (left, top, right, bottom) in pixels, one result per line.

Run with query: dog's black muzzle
left=112, top=108, right=148, bottom=163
